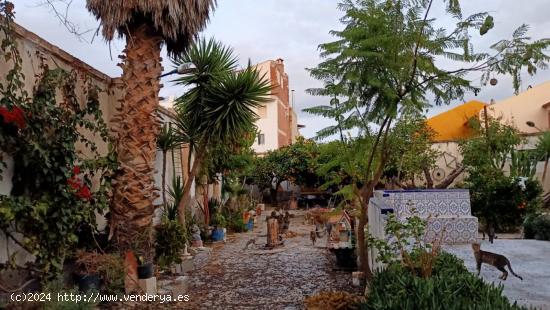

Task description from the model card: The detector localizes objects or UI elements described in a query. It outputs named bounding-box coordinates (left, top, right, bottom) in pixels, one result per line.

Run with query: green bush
left=360, top=252, right=527, bottom=310
left=227, top=214, right=247, bottom=233
left=97, top=254, right=124, bottom=295
left=523, top=213, right=550, bottom=240
left=155, top=220, right=187, bottom=270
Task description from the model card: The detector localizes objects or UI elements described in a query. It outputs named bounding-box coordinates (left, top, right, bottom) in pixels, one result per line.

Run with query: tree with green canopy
left=307, top=0, right=550, bottom=279
left=460, top=117, right=542, bottom=234
left=248, top=137, right=321, bottom=206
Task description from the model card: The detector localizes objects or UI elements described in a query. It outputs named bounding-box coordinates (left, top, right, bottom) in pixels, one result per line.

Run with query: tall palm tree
left=157, top=124, right=183, bottom=206
left=172, top=38, right=271, bottom=224
left=86, top=1, right=216, bottom=248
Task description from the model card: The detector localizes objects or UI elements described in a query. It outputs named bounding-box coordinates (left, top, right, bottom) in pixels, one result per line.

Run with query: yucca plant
left=165, top=175, right=184, bottom=221
left=172, top=38, right=271, bottom=224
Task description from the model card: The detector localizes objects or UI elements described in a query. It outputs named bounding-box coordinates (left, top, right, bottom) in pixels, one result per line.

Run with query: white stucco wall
left=487, top=81, right=550, bottom=134
left=253, top=98, right=280, bottom=154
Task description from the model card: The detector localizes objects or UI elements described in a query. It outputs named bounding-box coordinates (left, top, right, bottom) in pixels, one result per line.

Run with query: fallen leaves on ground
left=304, top=291, right=365, bottom=310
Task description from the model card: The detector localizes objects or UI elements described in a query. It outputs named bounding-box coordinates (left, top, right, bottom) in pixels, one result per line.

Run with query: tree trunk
left=356, top=187, right=371, bottom=280
left=271, top=180, right=282, bottom=208
left=178, top=143, right=207, bottom=225
left=203, top=182, right=210, bottom=225
left=423, top=166, right=433, bottom=189
left=162, top=151, right=167, bottom=206
left=435, top=165, right=464, bottom=189
left=110, top=25, right=162, bottom=250
left=542, top=158, right=548, bottom=184
left=357, top=158, right=387, bottom=281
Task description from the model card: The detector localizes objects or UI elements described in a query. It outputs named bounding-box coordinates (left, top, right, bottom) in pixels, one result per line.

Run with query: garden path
left=184, top=208, right=360, bottom=310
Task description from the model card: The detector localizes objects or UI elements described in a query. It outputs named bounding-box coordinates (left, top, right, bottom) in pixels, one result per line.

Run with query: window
left=257, top=105, right=267, bottom=118
left=258, top=133, right=265, bottom=145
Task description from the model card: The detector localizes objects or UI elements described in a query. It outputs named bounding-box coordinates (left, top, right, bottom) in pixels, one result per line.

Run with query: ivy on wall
left=0, top=1, right=117, bottom=278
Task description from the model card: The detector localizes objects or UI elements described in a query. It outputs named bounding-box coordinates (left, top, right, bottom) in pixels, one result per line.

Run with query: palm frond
left=86, top=0, right=216, bottom=56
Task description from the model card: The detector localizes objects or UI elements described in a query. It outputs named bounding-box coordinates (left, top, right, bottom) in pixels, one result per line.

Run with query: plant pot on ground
left=211, top=226, right=225, bottom=241
left=136, top=261, right=154, bottom=279
left=75, top=251, right=102, bottom=292
left=210, top=213, right=226, bottom=242
left=131, top=228, right=156, bottom=280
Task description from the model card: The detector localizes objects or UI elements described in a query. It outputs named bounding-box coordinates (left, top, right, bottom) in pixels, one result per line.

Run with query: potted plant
left=75, top=250, right=102, bottom=292
left=132, top=229, right=155, bottom=280
left=211, top=213, right=226, bottom=242
left=136, top=255, right=154, bottom=279
left=155, top=219, right=187, bottom=271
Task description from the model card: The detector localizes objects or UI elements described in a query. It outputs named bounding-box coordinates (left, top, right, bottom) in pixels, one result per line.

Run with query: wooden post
left=266, top=218, right=279, bottom=248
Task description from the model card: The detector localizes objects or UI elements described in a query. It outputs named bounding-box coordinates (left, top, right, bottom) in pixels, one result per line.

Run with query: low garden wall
left=368, top=189, right=478, bottom=271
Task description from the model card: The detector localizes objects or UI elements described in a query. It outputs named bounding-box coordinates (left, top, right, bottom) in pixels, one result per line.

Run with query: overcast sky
left=11, top=0, right=550, bottom=139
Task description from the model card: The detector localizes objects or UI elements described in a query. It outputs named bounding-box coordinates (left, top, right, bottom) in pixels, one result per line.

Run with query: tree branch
left=37, top=0, right=95, bottom=42
left=403, top=0, right=435, bottom=96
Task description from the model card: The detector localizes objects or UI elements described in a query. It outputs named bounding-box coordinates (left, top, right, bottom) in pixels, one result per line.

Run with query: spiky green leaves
left=172, top=38, right=271, bottom=147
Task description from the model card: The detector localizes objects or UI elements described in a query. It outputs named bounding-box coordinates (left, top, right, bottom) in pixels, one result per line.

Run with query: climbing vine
left=0, top=1, right=117, bottom=278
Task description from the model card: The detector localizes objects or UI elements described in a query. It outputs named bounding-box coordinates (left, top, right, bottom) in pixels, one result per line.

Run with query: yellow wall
left=427, top=100, right=487, bottom=142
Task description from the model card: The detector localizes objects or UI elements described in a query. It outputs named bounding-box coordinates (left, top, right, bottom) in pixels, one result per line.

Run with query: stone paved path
left=185, top=209, right=360, bottom=310
left=446, top=239, right=550, bottom=310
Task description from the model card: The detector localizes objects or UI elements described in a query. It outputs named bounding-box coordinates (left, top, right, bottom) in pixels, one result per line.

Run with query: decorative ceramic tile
left=370, top=189, right=478, bottom=245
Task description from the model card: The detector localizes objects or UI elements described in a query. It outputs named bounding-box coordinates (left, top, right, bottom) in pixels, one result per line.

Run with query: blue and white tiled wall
left=373, top=189, right=478, bottom=244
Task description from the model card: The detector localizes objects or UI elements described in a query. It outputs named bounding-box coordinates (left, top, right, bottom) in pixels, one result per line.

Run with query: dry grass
left=304, top=291, right=365, bottom=310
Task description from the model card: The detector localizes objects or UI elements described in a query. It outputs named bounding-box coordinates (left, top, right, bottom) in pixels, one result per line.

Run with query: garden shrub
left=155, top=219, right=187, bottom=270
left=0, top=7, right=117, bottom=278
left=361, top=252, right=527, bottom=310
left=97, top=254, right=125, bottom=295
left=365, top=214, right=526, bottom=309
left=226, top=214, right=247, bottom=233
left=523, top=213, right=550, bottom=241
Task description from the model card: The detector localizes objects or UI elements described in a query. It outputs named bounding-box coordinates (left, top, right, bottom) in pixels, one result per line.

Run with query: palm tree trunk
left=110, top=25, right=162, bottom=249
left=162, top=151, right=167, bottom=206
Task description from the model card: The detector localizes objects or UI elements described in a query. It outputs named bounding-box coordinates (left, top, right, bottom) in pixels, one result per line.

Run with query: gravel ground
left=445, top=239, right=550, bottom=309
left=184, top=209, right=361, bottom=310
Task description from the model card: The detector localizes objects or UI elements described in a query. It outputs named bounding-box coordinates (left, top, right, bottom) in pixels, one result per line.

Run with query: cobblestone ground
left=185, top=209, right=361, bottom=310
